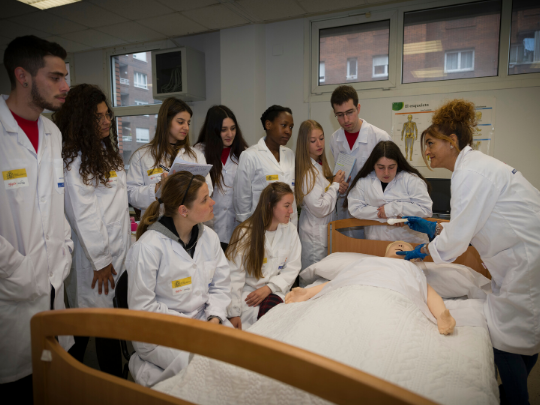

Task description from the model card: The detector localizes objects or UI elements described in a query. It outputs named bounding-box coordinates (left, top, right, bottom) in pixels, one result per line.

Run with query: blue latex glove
left=403, top=216, right=437, bottom=241
left=396, top=244, right=427, bottom=261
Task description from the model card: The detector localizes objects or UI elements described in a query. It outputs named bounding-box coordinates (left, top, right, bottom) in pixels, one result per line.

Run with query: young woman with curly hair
left=194, top=105, right=248, bottom=250
left=126, top=97, right=212, bottom=217
left=53, top=84, right=129, bottom=377
left=396, top=99, right=540, bottom=404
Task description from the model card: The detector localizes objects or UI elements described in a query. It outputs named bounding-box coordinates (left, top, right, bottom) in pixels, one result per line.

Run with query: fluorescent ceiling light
left=404, top=40, right=443, bottom=55
left=411, top=67, right=446, bottom=79
left=17, top=0, right=81, bottom=10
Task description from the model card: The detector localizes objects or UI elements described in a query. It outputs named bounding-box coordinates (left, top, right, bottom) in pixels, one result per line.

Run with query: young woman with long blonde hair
left=226, top=182, right=301, bottom=330
left=295, top=120, right=344, bottom=274
left=127, top=97, right=212, bottom=217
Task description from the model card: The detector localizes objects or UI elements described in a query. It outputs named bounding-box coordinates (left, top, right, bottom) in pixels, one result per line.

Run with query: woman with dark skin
left=233, top=105, right=298, bottom=226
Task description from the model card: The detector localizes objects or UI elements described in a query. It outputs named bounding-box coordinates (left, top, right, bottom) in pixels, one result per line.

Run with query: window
left=136, top=127, right=150, bottom=143
left=134, top=72, right=148, bottom=89
left=317, top=19, right=391, bottom=86
left=403, top=0, right=501, bottom=83
left=346, top=58, right=358, bottom=80
left=372, top=55, right=389, bottom=78
left=133, top=52, right=147, bottom=62
left=509, top=0, right=540, bottom=75
left=134, top=100, right=149, bottom=105
left=445, top=50, right=475, bottom=72
left=319, top=62, right=325, bottom=83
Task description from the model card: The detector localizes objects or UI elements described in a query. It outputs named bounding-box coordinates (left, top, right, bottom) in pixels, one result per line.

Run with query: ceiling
left=0, top=0, right=410, bottom=55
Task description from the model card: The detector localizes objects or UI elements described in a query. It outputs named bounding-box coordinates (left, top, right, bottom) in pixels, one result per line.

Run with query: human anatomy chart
left=391, top=97, right=496, bottom=168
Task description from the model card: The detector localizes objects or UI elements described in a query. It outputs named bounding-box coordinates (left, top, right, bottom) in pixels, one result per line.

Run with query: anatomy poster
left=391, top=97, right=496, bottom=167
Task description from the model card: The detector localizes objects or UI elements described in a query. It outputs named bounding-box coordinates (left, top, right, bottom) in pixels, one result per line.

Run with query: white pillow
left=420, top=262, right=491, bottom=299
left=299, top=252, right=373, bottom=285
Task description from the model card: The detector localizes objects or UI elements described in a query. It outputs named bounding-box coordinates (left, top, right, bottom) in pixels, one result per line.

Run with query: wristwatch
left=207, top=315, right=223, bottom=324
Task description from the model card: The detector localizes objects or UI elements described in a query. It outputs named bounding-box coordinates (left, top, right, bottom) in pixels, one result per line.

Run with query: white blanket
left=154, top=285, right=498, bottom=405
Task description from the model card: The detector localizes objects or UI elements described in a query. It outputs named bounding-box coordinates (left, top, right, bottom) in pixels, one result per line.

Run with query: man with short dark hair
left=329, top=85, right=391, bottom=236
left=0, top=35, right=73, bottom=403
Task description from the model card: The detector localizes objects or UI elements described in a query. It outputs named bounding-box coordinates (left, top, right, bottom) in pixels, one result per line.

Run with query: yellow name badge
left=109, top=171, right=118, bottom=178
left=3, top=168, right=29, bottom=190
left=266, top=175, right=279, bottom=181
left=107, top=171, right=118, bottom=185
left=263, top=258, right=267, bottom=264
left=171, top=277, right=192, bottom=296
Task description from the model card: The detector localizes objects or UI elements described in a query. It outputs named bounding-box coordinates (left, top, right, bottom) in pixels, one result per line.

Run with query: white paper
left=333, top=153, right=356, bottom=180
left=155, top=157, right=212, bottom=199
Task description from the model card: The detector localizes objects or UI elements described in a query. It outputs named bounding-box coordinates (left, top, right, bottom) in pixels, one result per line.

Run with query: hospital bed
left=31, top=218, right=492, bottom=405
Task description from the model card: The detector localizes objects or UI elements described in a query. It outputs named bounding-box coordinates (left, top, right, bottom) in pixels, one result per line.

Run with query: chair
left=113, top=271, right=133, bottom=379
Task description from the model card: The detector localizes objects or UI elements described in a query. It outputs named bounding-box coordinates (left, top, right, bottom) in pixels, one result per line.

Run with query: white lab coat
left=194, top=143, right=238, bottom=244
left=233, top=137, right=297, bottom=226
left=126, top=146, right=213, bottom=217
left=348, top=171, right=432, bottom=244
left=126, top=222, right=231, bottom=387
left=428, top=146, right=540, bottom=356
left=227, top=222, right=301, bottom=329
left=330, top=120, right=391, bottom=229
left=63, top=154, right=131, bottom=309
left=0, top=95, right=74, bottom=383
left=298, top=159, right=340, bottom=272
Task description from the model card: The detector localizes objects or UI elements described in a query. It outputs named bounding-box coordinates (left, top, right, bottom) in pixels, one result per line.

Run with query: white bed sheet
left=154, top=285, right=498, bottom=405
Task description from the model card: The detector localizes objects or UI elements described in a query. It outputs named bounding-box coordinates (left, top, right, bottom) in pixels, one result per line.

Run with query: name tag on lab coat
left=147, top=167, right=163, bottom=182
left=172, top=277, right=192, bottom=295
left=3, top=168, right=29, bottom=190
left=278, top=258, right=287, bottom=270
left=266, top=175, right=279, bottom=181
left=263, top=258, right=267, bottom=264
left=108, top=171, right=118, bottom=185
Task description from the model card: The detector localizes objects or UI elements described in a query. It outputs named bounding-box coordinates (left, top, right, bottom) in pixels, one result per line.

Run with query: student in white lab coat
left=295, top=120, right=345, bottom=273
left=226, top=182, right=301, bottom=330
left=126, top=171, right=231, bottom=387
left=345, top=141, right=432, bottom=244
left=396, top=99, right=540, bottom=405
left=53, top=84, right=130, bottom=378
left=194, top=105, right=248, bottom=250
left=233, top=105, right=298, bottom=226
left=329, top=85, right=391, bottom=236
left=127, top=97, right=212, bottom=217
left=0, top=36, right=73, bottom=402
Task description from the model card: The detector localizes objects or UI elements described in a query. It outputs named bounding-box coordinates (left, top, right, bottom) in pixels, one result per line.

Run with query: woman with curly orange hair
left=396, top=99, right=540, bottom=404
left=53, top=84, right=129, bottom=377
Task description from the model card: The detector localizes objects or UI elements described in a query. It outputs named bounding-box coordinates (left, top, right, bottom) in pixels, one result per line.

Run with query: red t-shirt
left=221, top=146, right=231, bottom=166
left=344, top=130, right=359, bottom=151
left=11, top=110, right=39, bottom=153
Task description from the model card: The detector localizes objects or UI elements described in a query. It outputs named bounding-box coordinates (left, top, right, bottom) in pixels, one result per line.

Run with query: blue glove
left=396, top=244, right=427, bottom=261
left=403, top=216, right=437, bottom=241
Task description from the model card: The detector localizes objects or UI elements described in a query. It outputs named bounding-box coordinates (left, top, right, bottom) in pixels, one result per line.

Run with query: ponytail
left=136, top=200, right=161, bottom=240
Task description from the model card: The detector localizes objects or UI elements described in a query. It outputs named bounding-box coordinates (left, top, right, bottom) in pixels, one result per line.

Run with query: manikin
left=285, top=241, right=456, bottom=335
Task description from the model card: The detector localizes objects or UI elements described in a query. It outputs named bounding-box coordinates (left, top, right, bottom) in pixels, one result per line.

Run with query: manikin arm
left=427, top=284, right=455, bottom=335
left=285, top=282, right=329, bottom=304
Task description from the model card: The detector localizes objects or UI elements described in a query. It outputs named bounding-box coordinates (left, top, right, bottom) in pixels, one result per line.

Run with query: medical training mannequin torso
left=347, top=171, right=432, bottom=244
left=428, top=146, right=540, bottom=356
left=0, top=95, right=74, bottom=383
left=330, top=119, right=391, bottom=223
left=126, top=221, right=231, bottom=387
left=286, top=241, right=456, bottom=335
left=193, top=143, right=237, bottom=243
left=233, top=137, right=298, bottom=226
left=64, top=153, right=131, bottom=309
left=299, top=158, right=340, bottom=271
left=126, top=146, right=213, bottom=217
left=227, top=222, right=302, bottom=330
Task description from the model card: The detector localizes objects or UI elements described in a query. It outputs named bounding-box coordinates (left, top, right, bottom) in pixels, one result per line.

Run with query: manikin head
left=385, top=241, right=414, bottom=259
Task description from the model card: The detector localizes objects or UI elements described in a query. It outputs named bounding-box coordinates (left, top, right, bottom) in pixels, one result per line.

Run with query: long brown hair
left=195, top=105, right=248, bottom=192
left=295, top=120, right=333, bottom=206
left=132, top=97, right=195, bottom=170
left=421, top=99, right=476, bottom=168
left=136, top=171, right=206, bottom=240
left=226, top=182, right=293, bottom=279
left=54, top=84, right=123, bottom=187
left=344, top=141, right=430, bottom=208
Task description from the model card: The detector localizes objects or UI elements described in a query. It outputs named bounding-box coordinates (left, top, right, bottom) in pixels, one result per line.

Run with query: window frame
left=346, top=57, right=358, bottom=80
left=319, top=61, right=326, bottom=83
left=372, top=54, right=389, bottom=78
left=135, top=127, right=150, bottom=143
left=133, top=72, right=148, bottom=89
left=444, top=49, right=475, bottom=73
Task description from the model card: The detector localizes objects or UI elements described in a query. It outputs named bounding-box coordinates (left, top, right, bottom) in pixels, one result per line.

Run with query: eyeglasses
left=97, top=113, right=113, bottom=123
left=334, top=109, right=357, bottom=120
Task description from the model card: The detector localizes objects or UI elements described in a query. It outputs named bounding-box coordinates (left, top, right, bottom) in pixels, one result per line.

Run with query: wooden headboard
left=328, top=218, right=490, bottom=279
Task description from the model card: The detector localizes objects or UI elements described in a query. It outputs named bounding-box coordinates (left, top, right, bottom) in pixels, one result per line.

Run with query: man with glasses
left=329, top=85, right=391, bottom=236
left=0, top=36, right=73, bottom=404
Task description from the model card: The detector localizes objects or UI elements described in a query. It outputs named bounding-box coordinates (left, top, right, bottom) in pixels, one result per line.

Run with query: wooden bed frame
left=31, top=218, right=484, bottom=405
left=328, top=218, right=490, bottom=279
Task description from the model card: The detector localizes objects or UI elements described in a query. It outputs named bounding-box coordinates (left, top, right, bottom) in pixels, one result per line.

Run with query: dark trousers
left=494, top=347, right=538, bottom=405
left=68, top=335, right=123, bottom=378
left=0, top=374, right=33, bottom=405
